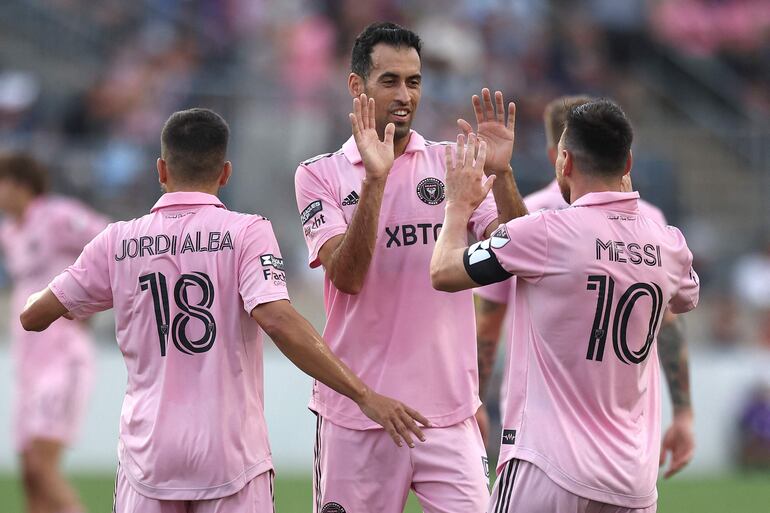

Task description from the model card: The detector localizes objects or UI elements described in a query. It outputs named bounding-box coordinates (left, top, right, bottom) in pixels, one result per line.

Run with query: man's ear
left=157, top=158, right=168, bottom=185
left=219, top=161, right=232, bottom=187
left=562, top=149, right=573, bottom=178
left=348, top=73, right=364, bottom=98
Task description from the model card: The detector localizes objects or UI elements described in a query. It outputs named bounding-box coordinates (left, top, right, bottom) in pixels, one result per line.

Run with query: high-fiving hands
left=458, top=88, right=516, bottom=176
left=444, top=133, right=494, bottom=215
left=349, top=93, right=395, bottom=181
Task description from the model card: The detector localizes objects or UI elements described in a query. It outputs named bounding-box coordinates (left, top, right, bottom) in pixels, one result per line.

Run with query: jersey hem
left=119, top=449, right=274, bottom=501
left=498, top=447, right=657, bottom=508
left=243, top=292, right=291, bottom=315
left=307, top=226, right=348, bottom=268
left=309, top=396, right=482, bottom=430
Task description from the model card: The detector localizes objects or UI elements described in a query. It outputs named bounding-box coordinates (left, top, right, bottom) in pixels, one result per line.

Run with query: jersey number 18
left=139, top=272, right=217, bottom=356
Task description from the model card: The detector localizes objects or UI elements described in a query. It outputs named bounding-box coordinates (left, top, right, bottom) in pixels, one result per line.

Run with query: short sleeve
left=464, top=212, right=549, bottom=286
left=294, top=164, right=349, bottom=268
left=238, top=219, right=291, bottom=314
left=49, top=227, right=114, bottom=319
left=468, top=187, right=498, bottom=240
left=668, top=229, right=700, bottom=314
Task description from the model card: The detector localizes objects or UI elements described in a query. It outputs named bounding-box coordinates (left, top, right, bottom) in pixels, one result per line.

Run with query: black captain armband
left=463, top=240, right=513, bottom=286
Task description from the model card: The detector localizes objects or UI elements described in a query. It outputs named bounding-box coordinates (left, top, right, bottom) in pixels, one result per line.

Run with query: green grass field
left=1, top=473, right=768, bottom=512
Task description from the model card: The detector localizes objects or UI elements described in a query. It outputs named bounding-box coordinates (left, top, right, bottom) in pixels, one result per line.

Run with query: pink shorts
left=488, top=459, right=657, bottom=513
left=14, top=356, right=93, bottom=451
left=314, top=415, right=489, bottom=513
left=113, top=464, right=275, bottom=513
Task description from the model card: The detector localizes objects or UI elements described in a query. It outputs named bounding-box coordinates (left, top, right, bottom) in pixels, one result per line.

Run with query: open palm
left=350, top=93, right=394, bottom=180
left=458, top=88, right=516, bottom=176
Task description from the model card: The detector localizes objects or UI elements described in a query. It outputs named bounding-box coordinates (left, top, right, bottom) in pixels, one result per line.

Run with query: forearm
left=327, top=177, right=386, bottom=293
left=475, top=296, right=506, bottom=398
left=431, top=204, right=476, bottom=291
left=658, top=314, right=692, bottom=414
left=490, top=167, right=528, bottom=229
left=258, top=303, right=368, bottom=403
left=20, top=288, right=68, bottom=332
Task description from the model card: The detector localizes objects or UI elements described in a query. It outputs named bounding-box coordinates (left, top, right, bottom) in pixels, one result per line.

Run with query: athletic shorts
left=488, top=459, right=657, bottom=513
left=14, top=356, right=93, bottom=451
left=113, top=464, right=275, bottom=513
left=313, top=415, right=489, bottom=513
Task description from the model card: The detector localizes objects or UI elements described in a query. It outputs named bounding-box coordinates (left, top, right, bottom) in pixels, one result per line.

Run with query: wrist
left=673, top=405, right=694, bottom=420
left=445, top=201, right=474, bottom=219
left=352, top=383, right=370, bottom=405
left=362, top=175, right=387, bottom=189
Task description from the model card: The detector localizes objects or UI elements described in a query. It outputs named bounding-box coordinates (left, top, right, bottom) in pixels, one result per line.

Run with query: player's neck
left=163, top=183, right=220, bottom=196
left=393, top=132, right=411, bottom=159
left=569, top=177, right=622, bottom=204
left=9, top=193, right=35, bottom=220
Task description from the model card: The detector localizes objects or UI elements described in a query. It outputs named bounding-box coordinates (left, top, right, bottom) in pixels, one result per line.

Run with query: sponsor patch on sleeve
left=300, top=200, right=323, bottom=225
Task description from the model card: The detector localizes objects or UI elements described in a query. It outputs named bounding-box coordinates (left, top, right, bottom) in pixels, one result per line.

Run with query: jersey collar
left=342, top=130, right=427, bottom=165
left=571, top=191, right=640, bottom=212
left=151, top=191, right=226, bottom=212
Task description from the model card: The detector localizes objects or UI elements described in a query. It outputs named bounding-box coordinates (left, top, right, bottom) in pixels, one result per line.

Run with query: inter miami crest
left=416, top=177, right=445, bottom=205
left=321, top=502, right=346, bottom=513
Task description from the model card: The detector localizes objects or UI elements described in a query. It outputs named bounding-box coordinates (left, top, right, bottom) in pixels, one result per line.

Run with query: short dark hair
left=563, top=99, right=633, bottom=177
left=0, top=152, right=49, bottom=196
left=160, top=108, right=229, bottom=184
left=351, top=22, right=422, bottom=79
left=543, top=95, right=593, bottom=149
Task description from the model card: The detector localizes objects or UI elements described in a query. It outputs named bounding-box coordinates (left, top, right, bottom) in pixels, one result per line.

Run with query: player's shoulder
left=298, top=148, right=346, bottom=171
left=637, top=198, right=667, bottom=226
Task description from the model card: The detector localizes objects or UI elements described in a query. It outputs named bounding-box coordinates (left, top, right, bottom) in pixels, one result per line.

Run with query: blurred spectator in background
left=733, top=239, right=770, bottom=349
left=737, top=380, right=770, bottom=471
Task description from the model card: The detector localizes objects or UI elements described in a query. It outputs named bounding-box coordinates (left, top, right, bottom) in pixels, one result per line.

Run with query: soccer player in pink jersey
left=0, top=152, right=108, bottom=513
left=294, top=22, right=526, bottom=513
left=431, top=100, right=700, bottom=512
left=473, top=96, right=695, bottom=481
left=20, top=108, right=429, bottom=513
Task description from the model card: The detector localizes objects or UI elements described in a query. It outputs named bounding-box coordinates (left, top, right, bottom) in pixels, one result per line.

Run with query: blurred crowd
left=0, top=0, right=769, bottom=348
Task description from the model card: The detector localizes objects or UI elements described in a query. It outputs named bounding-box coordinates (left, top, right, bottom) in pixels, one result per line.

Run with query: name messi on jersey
left=595, top=238, right=662, bottom=266
left=114, top=231, right=234, bottom=261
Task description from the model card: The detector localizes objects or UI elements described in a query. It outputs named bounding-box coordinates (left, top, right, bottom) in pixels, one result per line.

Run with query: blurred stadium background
left=0, top=0, right=768, bottom=511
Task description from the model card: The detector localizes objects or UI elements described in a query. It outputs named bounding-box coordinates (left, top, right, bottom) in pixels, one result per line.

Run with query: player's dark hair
left=351, top=22, right=422, bottom=79
left=161, top=108, right=229, bottom=184
left=0, top=152, right=49, bottom=196
left=544, top=95, right=593, bottom=149
left=563, top=99, right=633, bottom=177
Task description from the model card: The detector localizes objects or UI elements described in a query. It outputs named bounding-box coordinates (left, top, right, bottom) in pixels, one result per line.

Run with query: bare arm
left=20, top=288, right=69, bottom=332
left=658, top=311, right=695, bottom=478
left=251, top=299, right=430, bottom=447
left=318, top=94, right=394, bottom=294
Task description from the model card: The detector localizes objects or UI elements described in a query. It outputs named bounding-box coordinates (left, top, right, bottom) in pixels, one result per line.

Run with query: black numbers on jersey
left=586, top=275, right=664, bottom=364
left=139, top=272, right=217, bottom=356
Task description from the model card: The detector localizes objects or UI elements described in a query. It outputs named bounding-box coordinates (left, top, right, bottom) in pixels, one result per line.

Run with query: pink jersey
left=1, top=196, right=107, bottom=366
left=295, top=131, right=498, bottom=429
left=464, top=191, right=699, bottom=508
left=48, top=192, right=290, bottom=500
left=475, top=179, right=667, bottom=305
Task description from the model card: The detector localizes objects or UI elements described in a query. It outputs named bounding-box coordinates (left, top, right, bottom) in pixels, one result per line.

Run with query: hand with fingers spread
left=349, top=93, right=395, bottom=181
left=659, top=409, right=695, bottom=478
left=357, top=388, right=431, bottom=448
left=444, top=133, right=495, bottom=215
left=457, top=88, right=516, bottom=176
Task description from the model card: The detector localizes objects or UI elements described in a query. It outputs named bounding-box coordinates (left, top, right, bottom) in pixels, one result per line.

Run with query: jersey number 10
left=585, top=274, right=664, bottom=365
left=139, top=272, right=217, bottom=356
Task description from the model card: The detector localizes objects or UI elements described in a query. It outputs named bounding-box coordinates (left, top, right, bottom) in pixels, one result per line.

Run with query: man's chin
left=393, top=123, right=412, bottom=141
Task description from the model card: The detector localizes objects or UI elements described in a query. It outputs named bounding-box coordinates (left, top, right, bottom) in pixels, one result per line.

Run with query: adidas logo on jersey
left=341, top=191, right=360, bottom=206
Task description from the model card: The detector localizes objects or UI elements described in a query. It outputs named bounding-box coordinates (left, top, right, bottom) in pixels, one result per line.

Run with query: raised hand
left=349, top=93, right=395, bottom=181
left=457, top=88, right=515, bottom=176
left=357, top=389, right=431, bottom=448
left=444, top=133, right=494, bottom=215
